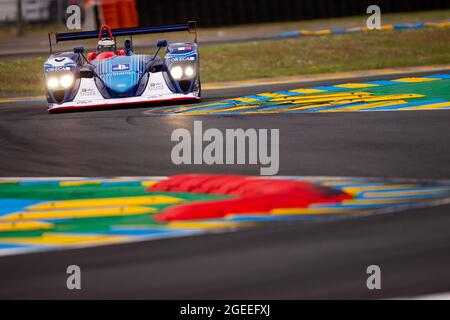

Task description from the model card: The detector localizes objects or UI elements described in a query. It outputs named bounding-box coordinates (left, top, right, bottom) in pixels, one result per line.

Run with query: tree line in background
left=2, top=0, right=450, bottom=33
left=136, top=0, right=450, bottom=27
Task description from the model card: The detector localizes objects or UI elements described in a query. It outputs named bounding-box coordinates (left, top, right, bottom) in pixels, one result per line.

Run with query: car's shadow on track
left=48, top=99, right=201, bottom=114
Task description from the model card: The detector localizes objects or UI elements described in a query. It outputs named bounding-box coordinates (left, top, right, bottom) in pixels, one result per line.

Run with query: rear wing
left=48, top=21, right=197, bottom=53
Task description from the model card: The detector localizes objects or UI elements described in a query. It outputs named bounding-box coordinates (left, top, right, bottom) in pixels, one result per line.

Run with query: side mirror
left=124, top=39, right=132, bottom=55
left=74, top=46, right=85, bottom=54
left=80, top=67, right=94, bottom=78
left=157, top=39, right=168, bottom=48
left=124, top=39, right=132, bottom=50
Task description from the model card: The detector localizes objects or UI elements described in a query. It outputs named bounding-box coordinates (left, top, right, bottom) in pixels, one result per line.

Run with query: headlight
left=170, top=66, right=183, bottom=80
left=46, top=77, right=59, bottom=90
left=60, top=74, right=74, bottom=89
left=46, top=74, right=75, bottom=90
left=184, top=66, right=195, bottom=78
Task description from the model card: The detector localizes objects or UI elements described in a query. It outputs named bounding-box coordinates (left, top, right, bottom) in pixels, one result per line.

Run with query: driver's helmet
left=97, top=38, right=116, bottom=53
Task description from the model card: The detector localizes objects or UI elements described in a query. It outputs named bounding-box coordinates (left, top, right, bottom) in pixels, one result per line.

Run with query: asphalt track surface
left=0, top=70, right=450, bottom=299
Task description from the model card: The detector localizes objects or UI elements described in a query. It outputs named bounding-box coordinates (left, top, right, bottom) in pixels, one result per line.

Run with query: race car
left=43, top=22, right=200, bottom=112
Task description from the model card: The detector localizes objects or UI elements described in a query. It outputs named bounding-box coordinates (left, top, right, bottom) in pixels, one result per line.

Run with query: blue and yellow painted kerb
left=161, top=74, right=450, bottom=115
left=274, top=20, right=450, bottom=39
left=1, top=176, right=450, bottom=256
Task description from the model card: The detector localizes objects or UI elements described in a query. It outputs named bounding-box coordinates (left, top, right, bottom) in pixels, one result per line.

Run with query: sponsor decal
left=149, top=82, right=164, bottom=91
left=170, top=56, right=196, bottom=62
left=45, top=66, right=72, bottom=72
left=177, top=47, right=192, bottom=51
left=79, top=88, right=96, bottom=97
left=111, top=71, right=134, bottom=76
left=112, top=64, right=130, bottom=72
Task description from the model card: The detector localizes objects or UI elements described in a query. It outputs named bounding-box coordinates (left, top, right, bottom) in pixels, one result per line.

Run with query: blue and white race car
left=44, top=22, right=200, bottom=112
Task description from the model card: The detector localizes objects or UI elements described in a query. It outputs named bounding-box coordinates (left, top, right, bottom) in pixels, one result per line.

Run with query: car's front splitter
left=48, top=94, right=200, bottom=113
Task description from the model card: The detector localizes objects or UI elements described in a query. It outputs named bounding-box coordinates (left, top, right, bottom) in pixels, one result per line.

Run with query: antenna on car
left=188, top=21, right=198, bottom=43
left=73, top=46, right=108, bottom=88
left=74, top=46, right=94, bottom=66
left=48, top=33, right=53, bottom=54
left=147, top=39, right=168, bottom=71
